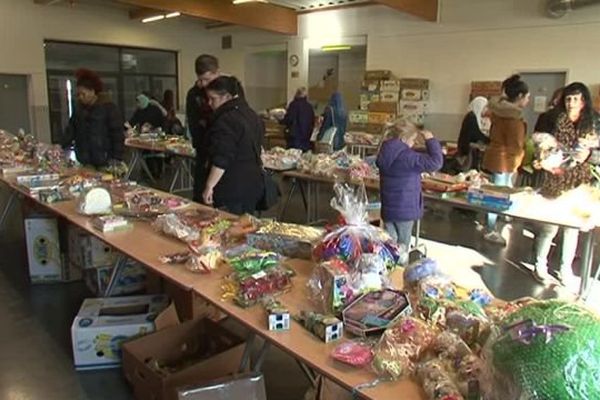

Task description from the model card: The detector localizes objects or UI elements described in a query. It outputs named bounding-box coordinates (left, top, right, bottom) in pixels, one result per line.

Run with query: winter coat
left=129, top=104, right=166, bottom=130
left=185, top=84, right=212, bottom=153
left=281, top=97, right=315, bottom=151
left=482, top=98, right=526, bottom=173
left=317, top=93, right=347, bottom=151
left=457, top=111, right=490, bottom=157
left=376, top=138, right=444, bottom=222
left=540, top=112, right=595, bottom=198
left=534, top=107, right=561, bottom=134
left=208, top=97, right=264, bottom=210
left=62, top=98, right=124, bottom=168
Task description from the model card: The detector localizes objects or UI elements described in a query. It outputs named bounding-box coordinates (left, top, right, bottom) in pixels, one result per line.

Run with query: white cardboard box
left=71, top=294, right=169, bottom=370
left=380, top=91, right=400, bottom=103
left=25, top=218, right=62, bottom=283
left=81, top=235, right=116, bottom=269
left=84, top=260, right=147, bottom=297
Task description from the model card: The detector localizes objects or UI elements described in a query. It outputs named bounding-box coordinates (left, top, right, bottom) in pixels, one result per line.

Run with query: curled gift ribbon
left=503, top=319, right=570, bottom=345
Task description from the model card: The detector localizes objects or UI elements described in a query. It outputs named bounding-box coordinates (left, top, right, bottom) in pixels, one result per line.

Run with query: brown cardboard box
left=366, top=123, right=386, bottom=134
left=368, top=102, right=398, bottom=114
left=471, top=80, right=502, bottom=93
left=379, top=79, right=401, bottom=92
left=348, top=110, right=369, bottom=124
left=122, top=318, right=245, bottom=400
left=360, top=80, right=380, bottom=92
left=368, top=111, right=395, bottom=125
left=399, top=78, right=429, bottom=90
left=379, top=91, right=400, bottom=103
left=364, top=70, right=395, bottom=81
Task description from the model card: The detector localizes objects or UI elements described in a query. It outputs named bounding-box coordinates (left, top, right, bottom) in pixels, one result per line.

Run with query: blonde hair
left=384, top=117, right=419, bottom=141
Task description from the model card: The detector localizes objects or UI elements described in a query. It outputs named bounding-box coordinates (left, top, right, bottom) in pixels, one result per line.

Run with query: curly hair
left=75, top=68, right=103, bottom=93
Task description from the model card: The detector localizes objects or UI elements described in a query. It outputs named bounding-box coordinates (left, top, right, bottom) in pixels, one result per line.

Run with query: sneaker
left=483, top=231, right=507, bottom=246
left=532, top=268, right=552, bottom=284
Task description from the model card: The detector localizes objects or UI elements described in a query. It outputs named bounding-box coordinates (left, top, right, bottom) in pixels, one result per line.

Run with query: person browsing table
left=202, top=76, right=264, bottom=215
left=376, top=119, right=444, bottom=254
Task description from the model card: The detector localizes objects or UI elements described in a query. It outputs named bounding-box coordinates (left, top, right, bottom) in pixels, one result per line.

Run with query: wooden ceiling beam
left=372, top=0, right=438, bottom=21
left=116, top=0, right=297, bottom=35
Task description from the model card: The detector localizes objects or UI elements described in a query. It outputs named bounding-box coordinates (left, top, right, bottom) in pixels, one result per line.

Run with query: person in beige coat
left=482, top=74, right=530, bottom=245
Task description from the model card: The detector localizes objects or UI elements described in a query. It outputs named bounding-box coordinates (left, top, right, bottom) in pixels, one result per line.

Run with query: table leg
left=278, top=177, right=297, bottom=221
left=306, top=181, right=313, bottom=224
left=0, top=190, right=17, bottom=231
left=139, top=156, right=157, bottom=185
left=168, top=159, right=182, bottom=193
left=314, top=181, right=320, bottom=222
left=125, top=150, right=140, bottom=180
left=238, top=333, right=256, bottom=373
left=298, top=179, right=308, bottom=212
left=252, top=340, right=271, bottom=372
left=296, top=360, right=318, bottom=388
left=579, top=230, right=595, bottom=298
left=103, top=255, right=128, bottom=297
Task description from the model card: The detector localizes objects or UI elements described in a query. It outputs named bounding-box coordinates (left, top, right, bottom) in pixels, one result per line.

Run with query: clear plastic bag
left=416, top=359, right=465, bottom=400
left=306, top=259, right=352, bottom=314
left=372, top=317, right=436, bottom=379
left=348, top=253, right=390, bottom=294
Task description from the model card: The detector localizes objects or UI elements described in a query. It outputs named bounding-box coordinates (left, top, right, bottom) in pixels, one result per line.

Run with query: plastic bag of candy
left=348, top=253, right=390, bottom=294
left=306, top=259, right=353, bottom=314
left=331, top=341, right=373, bottom=368
left=416, top=359, right=465, bottom=400
left=229, top=265, right=294, bottom=308
left=313, top=183, right=402, bottom=271
left=226, top=249, right=280, bottom=280
left=372, top=317, right=436, bottom=379
left=187, top=246, right=222, bottom=274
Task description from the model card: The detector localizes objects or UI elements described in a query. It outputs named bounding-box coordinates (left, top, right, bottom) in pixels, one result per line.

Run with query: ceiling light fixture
left=142, top=14, right=165, bottom=23
left=141, top=11, right=182, bottom=23
left=321, top=45, right=352, bottom=51
left=232, top=0, right=268, bottom=4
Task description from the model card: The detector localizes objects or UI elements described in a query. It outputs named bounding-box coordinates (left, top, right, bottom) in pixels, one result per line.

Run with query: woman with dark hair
left=317, top=92, right=348, bottom=151
left=201, top=76, right=264, bottom=214
left=533, top=82, right=599, bottom=286
left=481, top=74, right=530, bottom=245
left=61, top=68, right=124, bottom=169
left=534, top=87, right=564, bottom=134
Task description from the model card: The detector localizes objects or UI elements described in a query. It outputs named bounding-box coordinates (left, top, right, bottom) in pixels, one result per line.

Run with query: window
left=44, top=41, right=178, bottom=144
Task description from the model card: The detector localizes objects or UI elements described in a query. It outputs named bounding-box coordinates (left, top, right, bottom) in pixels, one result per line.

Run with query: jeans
left=384, top=220, right=414, bottom=251
left=486, top=172, right=514, bottom=231
left=534, top=224, right=579, bottom=277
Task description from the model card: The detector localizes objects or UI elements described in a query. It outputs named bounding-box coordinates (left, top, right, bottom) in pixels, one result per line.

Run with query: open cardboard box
left=122, top=309, right=245, bottom=400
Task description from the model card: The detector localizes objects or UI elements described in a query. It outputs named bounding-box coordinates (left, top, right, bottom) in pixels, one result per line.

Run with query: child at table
left=376, top=119, right=444, bottom=253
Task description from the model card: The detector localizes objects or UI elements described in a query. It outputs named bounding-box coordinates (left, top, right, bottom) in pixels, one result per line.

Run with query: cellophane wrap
left=306, top=259, right=352, bottom=314
left=483, top=299, right=600, bottom=400
left=372, top=317, right=436, bottom=379
left=331, top=341, right=374, bottom=368
left=313, top=183, right=402, bottom=273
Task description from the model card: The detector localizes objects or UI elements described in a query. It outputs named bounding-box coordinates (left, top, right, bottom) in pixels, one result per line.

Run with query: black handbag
left=252, top=141, right=281, bottom=211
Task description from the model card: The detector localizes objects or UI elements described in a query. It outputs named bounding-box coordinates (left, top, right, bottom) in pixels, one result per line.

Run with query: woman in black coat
left=62, top=69, right=124, bottom=168
left=202, top=76, right=264, bottom=214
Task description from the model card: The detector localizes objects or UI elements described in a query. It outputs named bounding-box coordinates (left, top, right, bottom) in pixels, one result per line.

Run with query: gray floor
left=0, top=165, right=598, bottom=400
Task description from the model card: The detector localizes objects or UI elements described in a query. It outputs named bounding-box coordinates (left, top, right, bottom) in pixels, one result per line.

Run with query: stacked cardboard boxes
left=470, top=81, right=503, bottom=100
left=398, top=78, right=430, bottom=126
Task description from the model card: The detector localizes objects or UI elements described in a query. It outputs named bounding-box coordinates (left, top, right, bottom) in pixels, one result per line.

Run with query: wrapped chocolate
left=247, top=220, right=323, bottom=260
left=331, top=341, right=373, bottom=367
left=153, top=210, right=219, bottom=242
left=372, top=317, right=436, bottom=379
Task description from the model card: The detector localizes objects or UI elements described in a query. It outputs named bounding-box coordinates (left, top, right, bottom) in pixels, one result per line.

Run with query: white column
left=286, top=37, right=309, bottom=103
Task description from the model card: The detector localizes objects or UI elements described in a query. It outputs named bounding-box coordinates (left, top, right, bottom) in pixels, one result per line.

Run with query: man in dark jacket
left=62, top=68, right=124, bottom=168
left=281, top=87, right=314, bottom=151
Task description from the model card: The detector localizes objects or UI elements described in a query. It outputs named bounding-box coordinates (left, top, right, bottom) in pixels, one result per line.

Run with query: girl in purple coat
left=376, top=119, right=444, bottom=252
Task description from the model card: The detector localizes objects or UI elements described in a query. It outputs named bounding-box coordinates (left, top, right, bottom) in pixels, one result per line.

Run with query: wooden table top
left=125, top=139, right=195, bottom=159
left=0, top=172, right=424, bottom=400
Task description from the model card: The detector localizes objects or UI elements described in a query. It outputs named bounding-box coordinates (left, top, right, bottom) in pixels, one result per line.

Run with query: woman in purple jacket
left=376, top=119, right=444, bottom=252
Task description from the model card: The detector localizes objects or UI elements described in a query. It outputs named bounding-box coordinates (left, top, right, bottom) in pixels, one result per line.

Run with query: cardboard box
left=379, top=79, right=401, bottom=93
left=366, top=123, right=386, bottom=134
left=400, top=88, right=423, bottom=101
left=379, top=91, right=400, bottom=103
left=399, top=100, right=428, bottom=116
left=24, top=218, right=62, bottom=283
left=368, top=112, right=395, bottom=125
left=81, top=235, right=116, bottom=269
left=67, top=225, right=85, bottom=267
left=364, top=70, right=394, bottom=81
left=421, top=89, right=430, bottom=101
left=163, top=280, right=224, bottom=321
left=369, top=93, right=380, bottom=103
left=368, top=102, right=398, bottom=114
left=177, top=373, right=267, bottom=400
left=361, top=80, right=379, bottom=92
left=349, top=110, right=369, bottom=125
left=471, top=80, right=502, bottom=93
left=400, top=78, right=429, bottom=90
left=71, top=294, right=169, bottom=370
left=359, top=100, right=370, bottom=111
left=63, top=262, right=83, bottom=282
left=84, top=259, right=147, bottom=297
left=122, top=318, right=245, bottom=400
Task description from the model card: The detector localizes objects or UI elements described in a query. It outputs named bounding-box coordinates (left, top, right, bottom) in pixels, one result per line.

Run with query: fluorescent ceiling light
left=321, top=45, right=352, bottom=51
left=233, top=0, right=268, bottom=4
left=165, top=12, right=181, bottom=18
left=142, top=14, right=165, bottom=23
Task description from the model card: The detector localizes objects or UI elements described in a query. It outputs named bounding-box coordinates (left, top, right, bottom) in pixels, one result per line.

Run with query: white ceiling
left=267, top=0, right=371, bottom=11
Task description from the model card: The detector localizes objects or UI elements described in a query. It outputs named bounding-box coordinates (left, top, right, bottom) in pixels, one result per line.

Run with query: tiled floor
left=0, top=167, right=597, bottom=400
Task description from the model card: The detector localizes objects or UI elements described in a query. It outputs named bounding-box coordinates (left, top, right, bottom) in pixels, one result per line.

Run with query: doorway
left=0, top=74, right=31, bottom=134
left=518, top=71, right=567, bottom=133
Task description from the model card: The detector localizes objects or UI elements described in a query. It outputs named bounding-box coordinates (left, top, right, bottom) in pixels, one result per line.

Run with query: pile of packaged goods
left=297, top=150, right=363, bottom=179
left=349, top=158, right=379, bottom=184
left=261, top=147, right=303, bottom=170
left=164, top=136, right=195, bottom=156
left=110, top=188, right=190, bottom=217
left=344, top=131, right=382, bottom=146
left=247, top=219, right=324, bottom=260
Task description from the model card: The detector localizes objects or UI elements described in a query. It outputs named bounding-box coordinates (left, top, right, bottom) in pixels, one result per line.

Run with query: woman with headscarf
left=317, top=92, right=348, bottom=151
left=532, top=82, right=599, bottom=287
left=202, top=76, right=264, bottom=214
left=281, top=87, right=315, bottom=151
left=61, top=68, right=124, bottom=169
left=456, top=96, right=490, bottom=170
left=129, top=93, right=166, bottom=131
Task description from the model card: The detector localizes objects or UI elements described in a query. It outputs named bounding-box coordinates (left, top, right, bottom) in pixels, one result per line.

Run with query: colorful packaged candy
left=227, top=250, right=281, bottom=280
left=296, top=311, right=343, bottom=343
left=187, top=247, right=222, bottom=274
left=153, top=210, right=219, bottom=242
left=306, top=259, right=352, bottom=314
left=372, top=317, right=436, bottom=379
left=331, top=341, right=373, bottom=367
left=231, top=265, right=294, bottom=308
left=247, top=220, right=323, bottom=260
